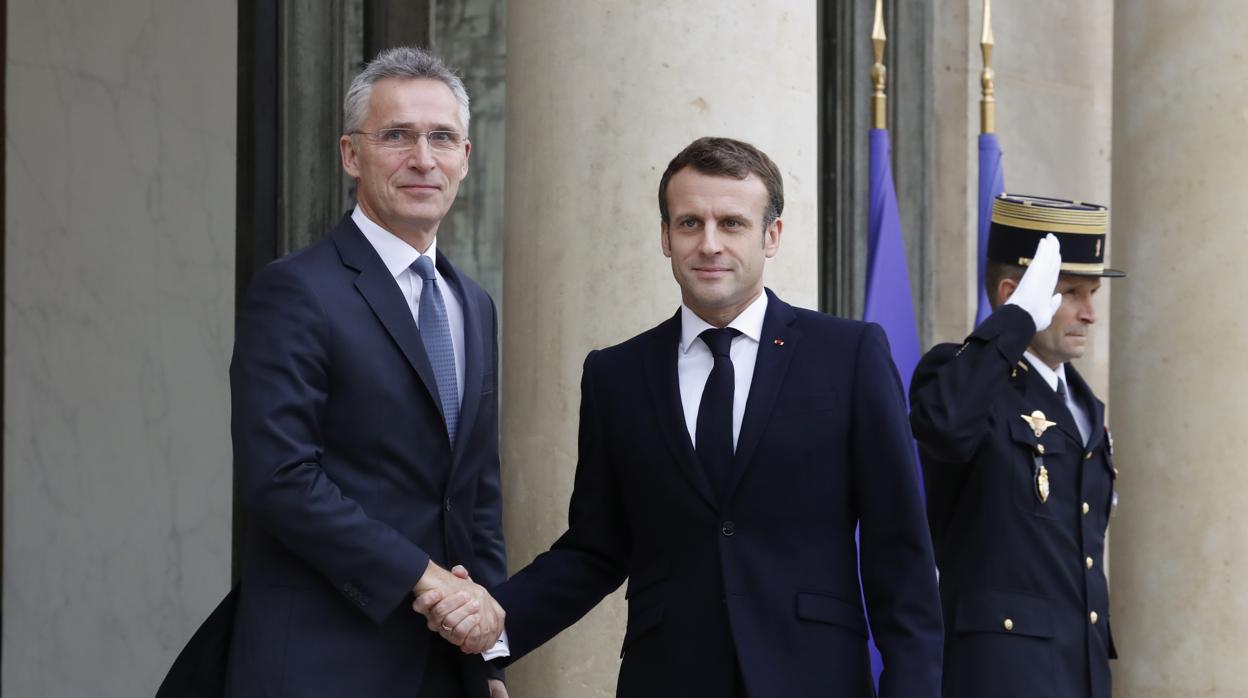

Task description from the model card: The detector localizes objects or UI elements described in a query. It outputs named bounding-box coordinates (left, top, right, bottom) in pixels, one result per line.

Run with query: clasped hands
left=411, top=562, right=505, bottom=654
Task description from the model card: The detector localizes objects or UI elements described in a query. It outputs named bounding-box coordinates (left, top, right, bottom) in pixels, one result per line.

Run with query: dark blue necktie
left=412, top=255, right=459, bottom=445
left=696, top=327, right=740, bottom=500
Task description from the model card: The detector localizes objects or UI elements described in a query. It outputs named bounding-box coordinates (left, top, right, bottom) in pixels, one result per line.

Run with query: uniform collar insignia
left=1021, top=410, right=1058, bottom=438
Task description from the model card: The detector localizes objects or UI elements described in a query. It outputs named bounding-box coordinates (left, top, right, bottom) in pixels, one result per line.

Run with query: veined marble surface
left=5, top=1, right=236, bottom=695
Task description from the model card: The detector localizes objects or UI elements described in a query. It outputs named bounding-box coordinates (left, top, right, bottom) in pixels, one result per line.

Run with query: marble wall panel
left=4, top=1, right=236, bottom=695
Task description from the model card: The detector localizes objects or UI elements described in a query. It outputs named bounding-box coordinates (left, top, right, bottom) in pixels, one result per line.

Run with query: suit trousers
left=419, top=638, right=479, bottom=698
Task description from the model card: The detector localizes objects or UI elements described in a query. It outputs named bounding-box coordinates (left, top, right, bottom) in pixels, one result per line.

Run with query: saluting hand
left=1007, top=233, right=1064, bottom=331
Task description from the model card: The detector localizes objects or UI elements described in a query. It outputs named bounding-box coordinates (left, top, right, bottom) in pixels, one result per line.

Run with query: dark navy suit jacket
left=224, top=216, right=504, bottom=697
left=493, top=290, right=943, bottom=698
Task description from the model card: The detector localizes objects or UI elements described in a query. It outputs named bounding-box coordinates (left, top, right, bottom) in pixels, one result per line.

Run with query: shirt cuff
left=482, top=628, right=511, bottom=660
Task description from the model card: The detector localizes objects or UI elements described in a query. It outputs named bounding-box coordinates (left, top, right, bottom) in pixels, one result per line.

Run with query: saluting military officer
left=910, top=194, right=1123, bottom=698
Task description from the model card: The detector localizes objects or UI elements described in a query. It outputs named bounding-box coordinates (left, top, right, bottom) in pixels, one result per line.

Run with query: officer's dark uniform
left=909, top=194, right=1122, bottom=698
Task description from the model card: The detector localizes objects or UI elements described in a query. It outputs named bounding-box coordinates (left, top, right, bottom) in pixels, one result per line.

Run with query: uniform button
left=1085, top=557, right=1094, bottom=569
left=1036, top=444, right=1046, bottom=455
left=1003, top=618, right=1014, bottom=631
left=1089, top=611, right=1099, bottom=624
left=444, top=498, right=452, bottom=512
left=1085, top=451, right=1093, bottom=460
left=721, top=521, right=736, bottom=536
left=1082, top=502, right=1091, bottom=515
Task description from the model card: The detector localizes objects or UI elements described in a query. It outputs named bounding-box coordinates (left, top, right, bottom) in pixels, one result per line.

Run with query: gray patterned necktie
left=412, top=255, right=459, bottom=445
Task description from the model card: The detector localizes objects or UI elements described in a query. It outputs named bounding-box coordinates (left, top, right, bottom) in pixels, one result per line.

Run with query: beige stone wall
left=500, top=1, right=819, bottom=694
left=1109, top=3, right=1248, bottom=694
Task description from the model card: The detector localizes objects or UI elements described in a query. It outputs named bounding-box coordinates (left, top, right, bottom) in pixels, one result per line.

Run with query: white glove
left=1005, top=233, right=1063, bottom=332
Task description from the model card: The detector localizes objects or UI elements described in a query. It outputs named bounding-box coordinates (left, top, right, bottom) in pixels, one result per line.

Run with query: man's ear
left=763, top=217, right=782, bottom=258
left=997, top=277, right=1019, bottom=307
left=340, top=134, right=360, bottom=178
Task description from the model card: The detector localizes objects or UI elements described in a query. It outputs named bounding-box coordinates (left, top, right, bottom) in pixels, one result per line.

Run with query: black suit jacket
left=215, top=215, right=504, bottom=697
left=910, top=305, right=1116, bottom=698
left=493, top=290, right=943, bottom=698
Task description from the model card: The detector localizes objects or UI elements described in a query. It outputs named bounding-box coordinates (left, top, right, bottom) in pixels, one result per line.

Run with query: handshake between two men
left=412, top=562, right=506, bottom=656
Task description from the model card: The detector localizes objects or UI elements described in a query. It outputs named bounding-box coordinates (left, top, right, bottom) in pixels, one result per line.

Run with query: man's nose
left=698, top=226, right=723, bottom=254
left=405, top=138, right=437, bottom=170
left=1079, top=296, right=1097, bottom=324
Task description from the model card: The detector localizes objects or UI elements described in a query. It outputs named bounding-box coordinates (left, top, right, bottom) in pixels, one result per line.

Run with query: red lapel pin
left=773, top=339, right=785, bottom=346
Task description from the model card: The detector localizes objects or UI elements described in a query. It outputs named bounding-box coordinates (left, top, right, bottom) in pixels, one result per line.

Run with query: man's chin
left=1062, top=343, right=1087, bottom=361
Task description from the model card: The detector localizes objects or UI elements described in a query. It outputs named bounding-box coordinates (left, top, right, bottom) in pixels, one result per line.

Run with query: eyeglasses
left=350, top=128, right=465, bottom=152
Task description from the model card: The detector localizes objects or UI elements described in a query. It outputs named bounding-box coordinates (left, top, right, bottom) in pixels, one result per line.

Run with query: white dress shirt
left=353, top=206, right=465, bottom=407
left=677, top=291, right=769, bottom=450
left=1024, top=351, right=1092, bottom=445
left=354, top=207, right=511, bottom=659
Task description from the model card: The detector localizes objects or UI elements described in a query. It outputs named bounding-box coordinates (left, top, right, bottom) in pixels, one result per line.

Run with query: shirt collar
left=1023, top=350, right=1068, bottom=393
left=679, top=291, right=768, bottom=354
left=351, top=205, right=437, bottom=279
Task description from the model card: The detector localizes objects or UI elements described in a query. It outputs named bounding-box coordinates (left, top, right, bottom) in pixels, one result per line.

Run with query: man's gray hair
left=343, top=46, right=471, bottom=135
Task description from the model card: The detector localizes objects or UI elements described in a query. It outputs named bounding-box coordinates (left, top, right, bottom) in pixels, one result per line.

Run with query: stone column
left=930, top=0, right=1113, bottom=397
left=501, top=2, right=818, bottom=693
left=1110, top=2, right=1248, bottom=695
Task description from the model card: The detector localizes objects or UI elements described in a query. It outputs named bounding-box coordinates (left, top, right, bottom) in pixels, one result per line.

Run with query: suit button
left=1003, top=618, right=1014, bottom=631
left=1082, top=502, right=1091, bottom=515
left=1086, top=451, right=1094, bottom=460
left=1085, top=556, right=1094, bottom=570
left=1089, top=611, right=1099, bottom=624
left=721, top=521, right=735, bottom=536
left=444, top=498, right=452, bottom=512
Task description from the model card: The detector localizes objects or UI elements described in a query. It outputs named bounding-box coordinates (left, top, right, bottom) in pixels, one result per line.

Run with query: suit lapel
left=438, top=254, right=484, bottom=475
left=1018, top=364, right=1083, bottom=448
left=725, top=290, right=799, bottom=500
left=643, top=312, right=718, bottom=511
left=332, top=219, right=443, bottom=425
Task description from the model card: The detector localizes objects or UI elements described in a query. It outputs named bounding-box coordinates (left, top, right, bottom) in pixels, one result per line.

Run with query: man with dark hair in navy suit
left=419, top=136, right=944, bottom=697
left=225, top=46, right=507, bottom=698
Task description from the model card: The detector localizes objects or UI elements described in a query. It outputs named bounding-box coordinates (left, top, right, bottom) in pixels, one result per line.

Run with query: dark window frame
left=820, top=0, right=932, bottom=343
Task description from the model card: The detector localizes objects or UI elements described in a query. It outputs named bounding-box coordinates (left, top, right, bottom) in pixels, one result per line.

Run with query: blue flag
left=860, top=127, right=922, bottom=687
left=975, top=133, right=1005, bottom=325
left=864, top=129, right=920, bottom=395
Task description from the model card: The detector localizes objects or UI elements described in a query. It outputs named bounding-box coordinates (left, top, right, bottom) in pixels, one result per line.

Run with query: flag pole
left=980, top=0, right=995, bottom=134
left=871, top=0, right=887, bottom=130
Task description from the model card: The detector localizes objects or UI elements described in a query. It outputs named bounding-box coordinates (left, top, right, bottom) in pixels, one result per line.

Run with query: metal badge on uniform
left=1035, top=462, right=1051, bottom=503
left=1106, top=427, right=1115, bottom=456
left=1111, top=490, right=1119, bottom=517
left=1021, top=410, right=1057, bottom=438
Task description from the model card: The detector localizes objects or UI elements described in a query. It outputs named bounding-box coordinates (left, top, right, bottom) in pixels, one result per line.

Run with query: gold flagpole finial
left=871, top=0, right=887, bottom=130
left=980, top=0, right=996, bottom=134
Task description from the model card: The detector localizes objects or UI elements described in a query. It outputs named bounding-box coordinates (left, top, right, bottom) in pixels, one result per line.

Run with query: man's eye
left=379, top=129, right=407, bottom=142
left=429, top=131, right=454, bottom=143
left=680, top=219, right=699, bottom=228
left=723, top=219, right=741, bottom=229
